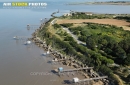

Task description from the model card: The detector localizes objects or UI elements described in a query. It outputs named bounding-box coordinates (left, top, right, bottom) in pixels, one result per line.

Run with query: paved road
left=51, top=18, right=83, bottom=45
left=62, top=27, right=86, bottom=45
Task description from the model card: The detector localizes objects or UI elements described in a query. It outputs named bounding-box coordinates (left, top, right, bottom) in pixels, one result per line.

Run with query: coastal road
left=52, top=18, right=86, bottom=45
left=62, top=26, right=86, bottom=45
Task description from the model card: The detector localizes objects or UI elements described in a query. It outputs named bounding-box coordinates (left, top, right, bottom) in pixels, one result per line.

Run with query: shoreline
left=30, top=11, right=130, bottom=85
left=66, top=1, right=130, bottom=5
left=30, top=12, right=110, bottom=84
left=31, top=26, right=107, bottom=85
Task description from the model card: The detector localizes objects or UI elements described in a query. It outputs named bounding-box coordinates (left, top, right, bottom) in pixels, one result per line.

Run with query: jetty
left=71, top=76, right=108, bottom=85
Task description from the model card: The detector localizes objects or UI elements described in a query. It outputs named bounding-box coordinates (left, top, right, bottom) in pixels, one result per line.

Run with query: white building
left=63, top=13, right=72, bottom=16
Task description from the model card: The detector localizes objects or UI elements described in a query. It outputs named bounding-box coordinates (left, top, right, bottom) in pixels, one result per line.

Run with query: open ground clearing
left=56, top=19, right=130, bottom=30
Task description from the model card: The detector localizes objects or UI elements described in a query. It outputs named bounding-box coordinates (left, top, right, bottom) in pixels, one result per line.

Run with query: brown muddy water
left=0, top=8, right=84, bottom=85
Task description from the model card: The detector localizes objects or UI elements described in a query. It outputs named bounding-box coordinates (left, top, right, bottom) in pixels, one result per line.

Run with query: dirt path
left=114, top=74, right=124, bottom=85
left=56, top=19, right=130, bottom=30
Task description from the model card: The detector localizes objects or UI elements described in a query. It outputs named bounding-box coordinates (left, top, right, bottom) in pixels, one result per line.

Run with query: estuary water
left=0, top=0, right=130, bottom=85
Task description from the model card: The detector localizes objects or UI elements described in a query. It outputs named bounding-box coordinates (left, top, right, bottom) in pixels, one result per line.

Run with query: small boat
left=42, top=51, right=50, bottom=56
left=13, top=36, right=18, bottom=40
left=46, top=50, right=50, bottom=54
left=24, top=40, right=31, bottom=45
left=52, top=58, right=58, bottom=62
left=27, top=24, right=30, bottom=26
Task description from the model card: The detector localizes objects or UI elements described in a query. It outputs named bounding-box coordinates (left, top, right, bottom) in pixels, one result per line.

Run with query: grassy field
left=57, top=19, right=130, bottom=30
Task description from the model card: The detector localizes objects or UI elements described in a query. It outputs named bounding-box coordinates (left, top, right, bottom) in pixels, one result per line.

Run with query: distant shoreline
left=66, top=1, right=130, bottom=5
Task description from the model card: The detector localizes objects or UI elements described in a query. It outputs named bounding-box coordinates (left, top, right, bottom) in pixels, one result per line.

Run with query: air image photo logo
left=1, top=2, right=47, bottom=9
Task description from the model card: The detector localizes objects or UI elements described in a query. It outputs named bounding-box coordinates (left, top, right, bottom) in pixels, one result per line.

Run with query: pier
left=56, top=67, right=94, bottom=78
left=58, top=67, right=93, bottom=73
left=71, top=76, right=108, bottom=85
left=27, top=18, right=50, bottom=30
left=13, top=36, right=30, bottom=40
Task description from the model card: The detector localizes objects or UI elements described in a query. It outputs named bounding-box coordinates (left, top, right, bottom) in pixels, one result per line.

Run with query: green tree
left=100, top=39, right=108, bottom=46
left=115, top=46, right=126, bottom=59
left=119, top=39, right=130, bottom=53
left=73, top=30, right=79, bottom=35
left=124, top=54, right=130, bottom=65
left=64, top=36, right=74, bottom=41
left=60, top=23, right=73, bottom=27
left=86, top=36, right=96, bottom=49
left=53, top=24, right=61, bottom=29
left=81, top=30, right=87, bottom=36
left=78, top=36, right=86, bottom=42
left=99, top=65, right=113, bottom=76
left=127, top=74, right=130, bottom=82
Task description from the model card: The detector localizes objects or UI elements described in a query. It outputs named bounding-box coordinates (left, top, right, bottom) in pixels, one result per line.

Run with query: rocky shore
left=30, top=16, right=110, bottom=84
